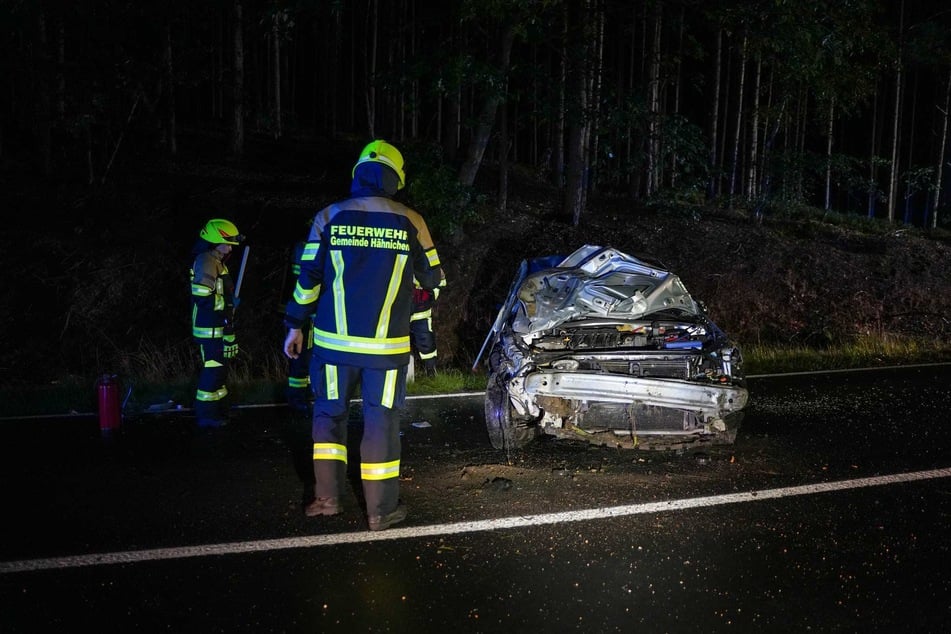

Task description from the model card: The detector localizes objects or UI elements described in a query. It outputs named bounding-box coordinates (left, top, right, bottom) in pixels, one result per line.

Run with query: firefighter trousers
left=310, top=361, right=407, bottom=518
left=194, top=337, right=229, bottom=426
left=286, top=323, right=313, bottom=411
left=409, top=309, right=437, bottom=373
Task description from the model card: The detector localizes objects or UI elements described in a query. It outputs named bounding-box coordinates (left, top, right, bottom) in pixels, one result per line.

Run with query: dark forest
left=4, top=0, right=951, bottom=225
left=3, top=0, right=951, bottom=411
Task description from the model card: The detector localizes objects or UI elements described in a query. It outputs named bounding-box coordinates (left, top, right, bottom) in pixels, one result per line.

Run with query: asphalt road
left=1, top=364, right=950, bottom=633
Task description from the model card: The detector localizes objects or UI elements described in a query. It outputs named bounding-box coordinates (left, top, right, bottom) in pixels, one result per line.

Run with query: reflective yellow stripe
left=302, top=242, right=320, bottom=261
left=193, top=326, right=226, bottom=338
left=410, top=308, right=432, bottom=321
left=382, top=368, right=397, bottom=408
left=330, top=250, right=347, bottom=336
left=214, top=278, right=225, bottom=311
left=419, top=349, right=437, bottom=361
left=313, top=329, right=410, bottom=355
left=288, top=376, right=310, bottom=389
left=191, top=284, right=214, bottom=296
left=325, top=364, right=338, bottom=400
left=196, top=386, right=228, bottom=402
left=313, top=443, right=347, bottom=463
left=376, top=254, right=408, bottom=338
left=425, top=247, right=441, bottom=267
left=203, top=359, right=224, bottom=368
left=293, top=282, right=320, bottom=305
left=361, top=459, right=400, bottom=481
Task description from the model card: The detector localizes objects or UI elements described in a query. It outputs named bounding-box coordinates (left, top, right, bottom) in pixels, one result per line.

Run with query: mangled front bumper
left=522, top=371, right=748, bottom=414
left=507, top=370, right=749, bottom=448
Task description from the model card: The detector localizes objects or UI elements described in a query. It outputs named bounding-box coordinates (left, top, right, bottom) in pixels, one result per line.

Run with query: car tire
left=485, top=372, right=538, bottom=451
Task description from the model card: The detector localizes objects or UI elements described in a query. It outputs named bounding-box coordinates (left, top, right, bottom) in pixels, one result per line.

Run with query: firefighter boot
left=368, top=503, right=407, bottom=531
left=304, top=495, right=340, bottom=517
left=306, top=459, right=345, bottom=517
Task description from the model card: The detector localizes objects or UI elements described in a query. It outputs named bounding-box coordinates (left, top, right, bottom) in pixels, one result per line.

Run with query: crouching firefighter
left=189, top=218, right=245, bottom=428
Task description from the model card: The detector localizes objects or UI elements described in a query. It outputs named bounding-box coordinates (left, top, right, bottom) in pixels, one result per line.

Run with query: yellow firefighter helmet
left=352, top=139, right=405, bottom=190
left=199, top=218, right=244, bottom=245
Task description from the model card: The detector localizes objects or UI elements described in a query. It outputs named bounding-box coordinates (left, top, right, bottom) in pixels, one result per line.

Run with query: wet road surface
left=1, top=364, right=950, bottom=632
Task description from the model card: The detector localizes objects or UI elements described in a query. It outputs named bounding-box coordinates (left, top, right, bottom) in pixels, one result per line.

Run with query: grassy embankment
left=2, top=335, right=949, bottom=419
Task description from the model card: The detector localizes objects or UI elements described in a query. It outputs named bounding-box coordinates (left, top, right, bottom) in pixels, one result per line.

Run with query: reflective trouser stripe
left=381, top=368, right=397, bottom=408
left=313, top=443, right=348, bottom=464
left=196, top=386, right=228, bottom=402
left=193, top=327, right=226, bottom=338
left=419, top=348, right=438, bottom=360
left=325, top=364, right=338, bottom=400
left=204, top=359, right=223, bottom=368
left=361, top=459, right=400, bottom=481
left=288, top=376, right=310, bottom=389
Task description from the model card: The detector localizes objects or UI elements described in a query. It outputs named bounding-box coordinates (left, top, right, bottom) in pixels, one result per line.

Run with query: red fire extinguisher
left=97, top=373, right=122, bottom=433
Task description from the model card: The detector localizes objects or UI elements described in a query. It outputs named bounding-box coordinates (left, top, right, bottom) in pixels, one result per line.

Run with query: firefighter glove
left=412, top=288, right=433, bottom=304
left=224, top=333, right=239, bottom=359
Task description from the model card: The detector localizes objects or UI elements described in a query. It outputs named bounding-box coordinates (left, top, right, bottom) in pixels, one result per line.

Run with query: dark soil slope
left=3, top=135, right=950, bottom=387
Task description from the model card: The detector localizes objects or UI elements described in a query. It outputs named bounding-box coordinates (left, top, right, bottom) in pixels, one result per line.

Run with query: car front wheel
left=484, top=372, right=538, bottom=451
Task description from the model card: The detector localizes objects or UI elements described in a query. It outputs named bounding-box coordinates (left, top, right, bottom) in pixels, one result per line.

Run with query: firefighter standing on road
left=189, top=218, right=244, bottom=428
left=283, top=140, right=445, bottom=531
left=281, top=235, right=313, bottom=413
left=410, top=276, right=445, bottom=377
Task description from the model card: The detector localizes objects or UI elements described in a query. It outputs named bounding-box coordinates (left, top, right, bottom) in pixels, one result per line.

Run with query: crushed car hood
left=512, top=245, right=701, bottom=334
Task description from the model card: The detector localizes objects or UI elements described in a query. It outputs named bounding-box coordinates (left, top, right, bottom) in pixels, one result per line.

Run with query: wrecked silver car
left=476, top=245, right=749, bottom=451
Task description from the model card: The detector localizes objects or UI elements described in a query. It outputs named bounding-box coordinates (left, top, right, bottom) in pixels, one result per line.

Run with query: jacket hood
left=350, top=161, right=400, bottom=198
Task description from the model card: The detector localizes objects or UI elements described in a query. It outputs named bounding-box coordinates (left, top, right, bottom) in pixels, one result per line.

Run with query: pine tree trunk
left=458, top=22, right=515, bottom=188
left=868, top=83, right=878, bottom=217
left=933, top=67, right=951, bottom=229
left=588, top=3, right=605, bottom=194
left=887, top=0, right=904, bottom=223
left=36, top=11, right=51, bottom=177
left=824, top=98, right=835, bottom=211
left=231, top=0, right=244, bottom=157
left=271, top=22, right=281, bottom=139
left=708, top=29, right=722, bottom=200
left=729, top=36, right=747, bottom=204
left=365, top=0, right=378, bottom=138
left=564, top=0, right=590, bottom=225
left=747, top=55, right=761, bottom=201
left=498, top=83, right=509, bottom=213
left=554, top=4, right=567, bottom=188
left=645, top=1, right=662, bottom=196
left=903, top=71, right=918, bottom=224
left=164, top=21, right=177, bottom=155
left=625, top=2, right=636, bottom=195
left=670, top=5, right=684, bottom=188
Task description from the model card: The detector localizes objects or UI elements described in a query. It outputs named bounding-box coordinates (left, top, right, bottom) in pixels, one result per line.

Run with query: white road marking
left=744, top=360, right=951, bottom=379
left=3, top=466, right=950, bottom=575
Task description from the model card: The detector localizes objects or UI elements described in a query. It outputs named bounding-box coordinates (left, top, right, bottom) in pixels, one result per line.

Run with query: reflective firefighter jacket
left=284, top=196, right=445, bottom=370
left=278, top=240, right=306, bottom=315
left=190, top=249, right=235, bottom=339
